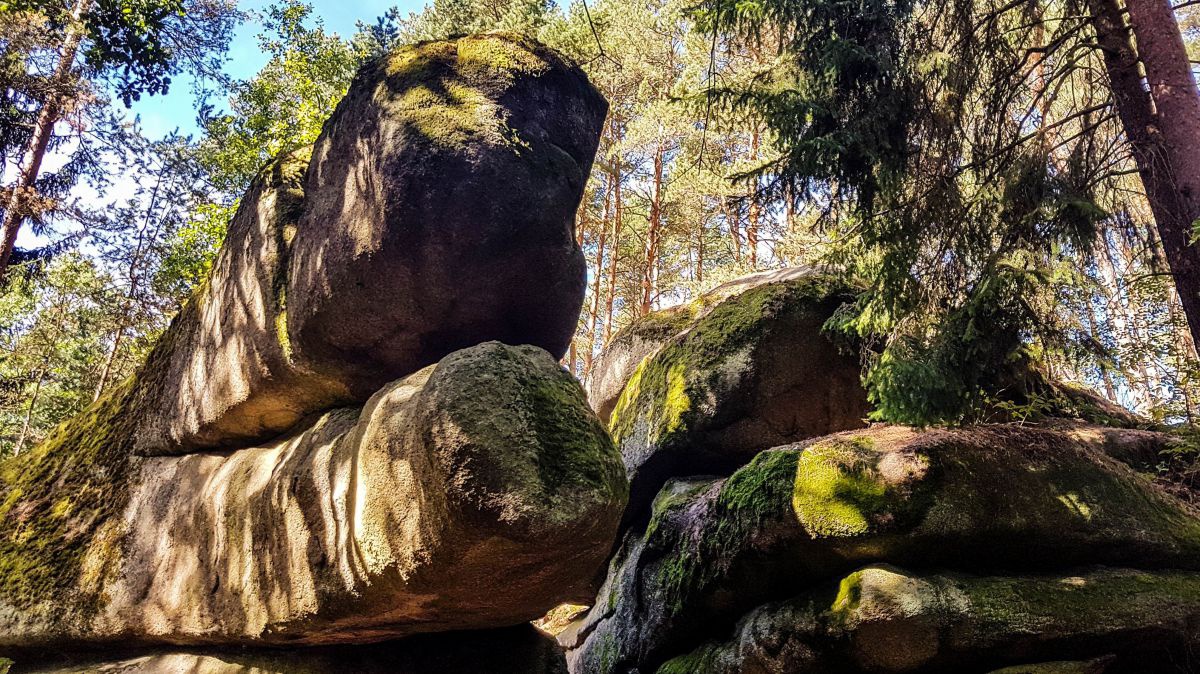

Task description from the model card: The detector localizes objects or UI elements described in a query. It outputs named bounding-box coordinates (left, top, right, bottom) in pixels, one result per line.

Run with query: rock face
left=0, top=343, right=626, bottom=651
left=562, top=425, right=1200, bottom=673
left=0, top=32, right=624, bottom=669
left=2, top=30, right=1196, bottom=674
left=124, top=32, right=605, bottom=457
left=10, top=625, right=566, bottom=674
left=584, top=265, right=821, bottom=424
left=601, top=274, right=870, bottom=519
left=289, top=33, right=603, bottom=406
left=659, top=566, right=1200, bottom=673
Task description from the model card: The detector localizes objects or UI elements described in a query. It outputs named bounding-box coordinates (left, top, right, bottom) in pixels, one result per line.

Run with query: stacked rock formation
left=5, top=30, right=1200, bottom=674
left=0, top=33, right=625, bottom=672
left=563, top=270, right=1200, bottom=674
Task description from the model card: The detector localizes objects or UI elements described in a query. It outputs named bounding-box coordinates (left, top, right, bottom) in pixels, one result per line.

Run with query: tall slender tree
left=0, top=0, right=237, bottom=279
left=1088, top=0, right=1200, bottom=348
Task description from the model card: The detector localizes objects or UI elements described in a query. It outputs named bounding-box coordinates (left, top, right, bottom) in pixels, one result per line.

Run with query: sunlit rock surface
left=0, top=342, right=627, bottom=650
left=596, top=273, right=871, bottom=521
left=584, top=265, right=823, bottom=424
left=124, top=32, right=605, bottom=457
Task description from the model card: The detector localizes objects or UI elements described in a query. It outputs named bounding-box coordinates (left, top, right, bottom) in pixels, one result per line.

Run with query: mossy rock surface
left=658, top=566, right=1200, bottom=673
left=61, top=32, right=606, bottom=461
left=563, top=424, right=1200, bottom=674
left=0, top=149, right=316, bottom=619
left=584, top=268, right=827, bottom=422
left=605, top=274, right=870, bottom=523
left=287, top=32, right=606, bottom=403
left=1, top=31, right=613, bottom=651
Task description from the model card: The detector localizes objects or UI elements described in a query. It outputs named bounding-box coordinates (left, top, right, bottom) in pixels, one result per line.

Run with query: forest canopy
left=1, top=0, right=1199, bottom=456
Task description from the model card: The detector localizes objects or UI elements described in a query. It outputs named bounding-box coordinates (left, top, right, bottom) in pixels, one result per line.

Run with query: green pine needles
left=700, top=0, right=1112, bottom=425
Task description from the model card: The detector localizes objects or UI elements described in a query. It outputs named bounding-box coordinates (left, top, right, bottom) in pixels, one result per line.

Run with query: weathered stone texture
left=126, top=32, right=606, bottom=457
left=602, top=274, right=870, bottom=520
left=564, top=424, right=1200, bottom=673
left=1, top=343, right=626, bottom=651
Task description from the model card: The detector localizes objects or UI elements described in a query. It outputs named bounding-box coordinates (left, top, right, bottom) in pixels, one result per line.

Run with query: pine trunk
left=585, top=172, right=614, bottom=374
left=1089, top=0, right=1200, bottom=351
left=640, top=142, right=664, bottom=316
left=747, top=129, right=760, bottom=269
left=603, top=167, right=623, bottom=343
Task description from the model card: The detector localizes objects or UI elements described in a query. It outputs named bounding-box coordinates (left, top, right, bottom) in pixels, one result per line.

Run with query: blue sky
left=127, top=0, right=425, bottom=139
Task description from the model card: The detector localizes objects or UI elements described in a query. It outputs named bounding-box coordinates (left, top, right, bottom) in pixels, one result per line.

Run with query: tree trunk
left=1088, top=0, right=1200, bottom=351
left=746, top=128, right=760, bottom=269
left=640, top=142, right=664, bottom=316
left=726, top=198, right=741, bottom=263
left=584, top=171, right=614, bottom=374
left=14, top=365, right=46, bottom=456
left=565, top=340, right=577, bottom=376
left=93, top=328, right=125, bottom=401
left=0, top=0, right=89, bottom=280
left=603, top=165, right=623, bottom=344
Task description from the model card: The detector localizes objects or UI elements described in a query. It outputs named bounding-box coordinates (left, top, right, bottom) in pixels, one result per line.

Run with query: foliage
left=0, top=253, right=119, bottom=456
left=0, top=0, right=238, bottom=277
left=195, top=0, right=361, bottom=195
left=2, top=0, right=1197, bottom=448
left=6, top=0, right=238, bottom=105
left=697, top=0, right=1151, bottom=424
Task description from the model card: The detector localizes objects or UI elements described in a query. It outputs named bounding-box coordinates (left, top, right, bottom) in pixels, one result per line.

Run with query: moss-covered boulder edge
left=659, top=565, right=1200, bottom=673
left=602, top=274, right=873, bottom=521
left=562, top=424, right=1200, bottom=673
left=0, top=147, right=311, bottom=618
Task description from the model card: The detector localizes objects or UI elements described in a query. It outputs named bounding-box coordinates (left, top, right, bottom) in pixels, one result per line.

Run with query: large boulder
left=125, top=32, right=606, bottom=456
left=658, top=566, right=1200, bottom=673
left=561, top=424, right=1200, bottom=673
left=0, top=342, right=627, bottom=652
left=584, top=266, right=823, bottom=424
left=7, top=625, right=566, bottom=674
left=601, top=274, right=870, bottom=521
left=288, top=32, right=602, bottom=408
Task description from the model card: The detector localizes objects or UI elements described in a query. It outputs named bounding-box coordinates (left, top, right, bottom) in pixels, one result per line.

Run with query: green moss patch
left=794, top=437, right=892, bottom=537
left=608, top=276, right=854, bottom=451
left=0, top=151, right=311, bottom=614
left=650, top=449, right=800, bottom=613
left=0, top=378, right=138, bottom=611
left=376, top=34, right=553, bottom=151
left=963, top=567, right=1200, bottom=635
left=523, top=355, right=629, bottom=511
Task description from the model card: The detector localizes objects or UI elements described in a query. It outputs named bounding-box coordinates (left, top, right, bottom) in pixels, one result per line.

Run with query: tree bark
left=584, top=170, right=614, bottom=374
left=1089, top=0, right=1200, bottom=350
left=726, top=198, right=741, bottom=263
left=14, top=365, right=46, bottom=456
left=747, top=128, right=760, bottom=269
